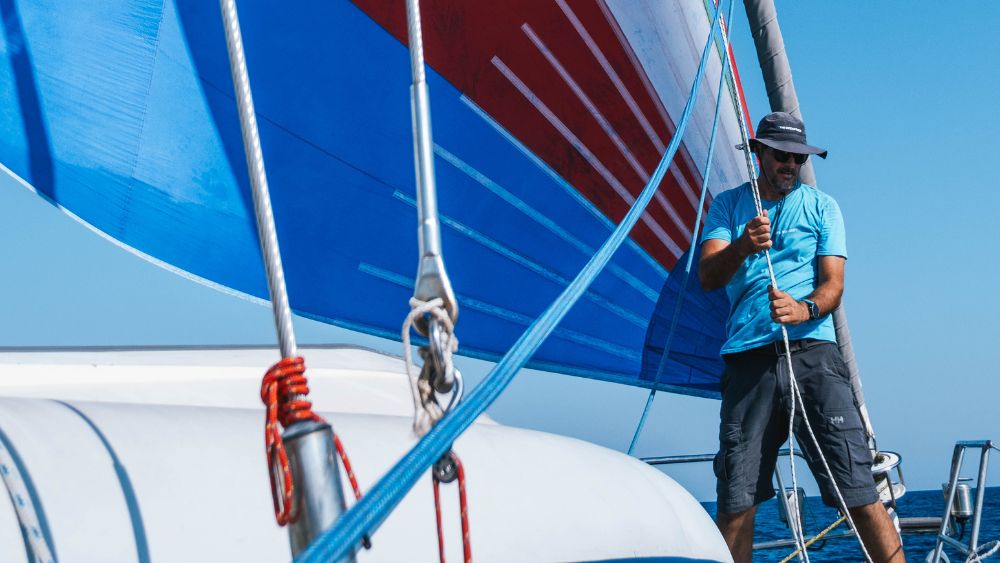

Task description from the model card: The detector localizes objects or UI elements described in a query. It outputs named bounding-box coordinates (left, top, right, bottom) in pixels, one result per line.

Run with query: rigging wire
left=219, top=0, right=363, bottom=553
left=627, top=0, right=737, bottom=456
left=293, top=4, right=727, bottom=561
left=402, top=1, right=470, bottom=561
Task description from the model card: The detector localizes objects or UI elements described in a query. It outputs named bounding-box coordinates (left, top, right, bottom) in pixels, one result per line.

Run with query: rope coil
left=967, top=540, right=1000, bottom=563
left=260, top=357, right=366, bottom=534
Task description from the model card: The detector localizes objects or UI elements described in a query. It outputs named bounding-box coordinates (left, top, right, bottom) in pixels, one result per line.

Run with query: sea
left=701, top=487, right=999, bottom=562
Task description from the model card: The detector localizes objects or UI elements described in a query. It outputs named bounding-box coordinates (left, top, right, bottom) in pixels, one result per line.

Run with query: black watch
left=802, top=299, right=820, bottom=320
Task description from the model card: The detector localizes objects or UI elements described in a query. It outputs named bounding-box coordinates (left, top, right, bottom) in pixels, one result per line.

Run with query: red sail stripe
left=352, top=0, right=718, bottom=270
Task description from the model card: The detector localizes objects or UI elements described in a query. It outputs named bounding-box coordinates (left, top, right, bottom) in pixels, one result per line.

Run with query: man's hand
left=736, top=211, right=771, bottom=256
left=769, top=286, right=809, bottom=325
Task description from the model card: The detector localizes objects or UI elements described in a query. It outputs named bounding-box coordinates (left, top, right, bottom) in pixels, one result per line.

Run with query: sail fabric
left=0, top=0, right=748, bottom=397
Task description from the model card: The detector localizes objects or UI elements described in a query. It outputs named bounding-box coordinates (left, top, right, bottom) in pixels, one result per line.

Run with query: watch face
left=808, top=300, right=820, bottom=319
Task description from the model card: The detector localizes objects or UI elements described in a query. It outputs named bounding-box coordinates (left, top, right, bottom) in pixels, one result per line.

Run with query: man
left=699, top=112, right=904, bottom=562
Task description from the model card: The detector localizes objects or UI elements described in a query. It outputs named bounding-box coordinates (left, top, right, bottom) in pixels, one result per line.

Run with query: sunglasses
left=771, top=149, right=809, bottom=165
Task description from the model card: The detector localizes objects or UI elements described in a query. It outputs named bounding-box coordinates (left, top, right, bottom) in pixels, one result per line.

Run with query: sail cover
left=0, top=0, right=750, bottom=397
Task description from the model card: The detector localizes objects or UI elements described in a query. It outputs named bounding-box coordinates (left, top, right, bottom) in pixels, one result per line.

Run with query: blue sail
left=0, top=0, right=749, bottom=396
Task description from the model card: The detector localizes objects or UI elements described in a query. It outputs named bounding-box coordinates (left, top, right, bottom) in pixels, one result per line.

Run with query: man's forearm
left=699, top=240, right=750, bottom=291
left=804, top=279, right=843, bottom=317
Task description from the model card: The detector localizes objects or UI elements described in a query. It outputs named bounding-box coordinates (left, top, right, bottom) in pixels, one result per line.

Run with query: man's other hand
left=768, top=286, right=808, bottom=325
left=736, top=211, right=771, bottom=256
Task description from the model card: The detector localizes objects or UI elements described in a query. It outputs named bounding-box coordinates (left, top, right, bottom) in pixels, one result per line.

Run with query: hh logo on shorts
left=829, top=415, right=845, bottom=425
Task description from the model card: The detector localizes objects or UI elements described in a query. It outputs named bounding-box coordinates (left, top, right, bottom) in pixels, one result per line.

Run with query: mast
left=743, top=0, right=875, bottom=439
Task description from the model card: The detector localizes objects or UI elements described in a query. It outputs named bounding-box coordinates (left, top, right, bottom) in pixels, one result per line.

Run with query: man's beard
left=773, top=167, right=799, bottom=194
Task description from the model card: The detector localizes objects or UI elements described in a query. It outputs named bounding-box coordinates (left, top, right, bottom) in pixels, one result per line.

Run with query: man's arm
left=768, top=255, right=846, bottom=324
left=699, top=211, right=771, bottom=291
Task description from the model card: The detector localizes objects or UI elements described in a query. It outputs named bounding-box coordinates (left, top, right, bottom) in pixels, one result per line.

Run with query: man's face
left=758, top=146, right=805, bottom=194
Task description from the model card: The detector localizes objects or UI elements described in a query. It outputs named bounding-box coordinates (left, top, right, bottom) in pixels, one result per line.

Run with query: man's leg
left=790, top=343, right=905, bottom=561
left=716, top=506, right=756, bottom=563
left=849, top=501, right=905, bottom=562
left=715, top=350, right=781, bottom=561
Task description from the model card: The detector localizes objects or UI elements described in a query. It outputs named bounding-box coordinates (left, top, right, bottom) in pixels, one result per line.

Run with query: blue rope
left=626, top=0, right=736, bottom=456
left=295, top=6, right=724, bottom=561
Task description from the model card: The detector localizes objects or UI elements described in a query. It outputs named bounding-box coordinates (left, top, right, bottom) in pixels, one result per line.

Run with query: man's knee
left=717, top=505, right=756, bottom=528
left=848, top=500, right=885, bottom=520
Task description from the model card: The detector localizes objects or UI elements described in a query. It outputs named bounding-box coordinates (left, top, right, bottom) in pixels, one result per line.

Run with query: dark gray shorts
left=714, top=340, right=878, bottom=514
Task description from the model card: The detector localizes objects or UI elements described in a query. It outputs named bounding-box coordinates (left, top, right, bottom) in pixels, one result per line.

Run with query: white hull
left=0, top=347, right=732, bottom=562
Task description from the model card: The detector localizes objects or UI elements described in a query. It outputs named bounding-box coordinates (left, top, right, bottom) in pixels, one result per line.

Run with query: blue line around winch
left=627, top=0, right=737, bottom=456
left=294, top=4, right=726, bottom=561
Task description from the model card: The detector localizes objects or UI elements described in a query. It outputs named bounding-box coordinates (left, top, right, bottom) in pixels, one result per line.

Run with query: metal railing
left=930, top=440, right=995, bottom=562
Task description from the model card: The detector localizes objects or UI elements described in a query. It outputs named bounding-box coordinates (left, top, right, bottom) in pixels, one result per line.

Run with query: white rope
left=402, top=297, right=459, bottom=436
left=742, top=171, right=874, bottom=563
left=727, top=85, right=873, bottom=563
left=739, top=157, right=874, bottom=562
left=967, top=540, right=1000, bottom=563
left=731, top=117, right=808, bottom=563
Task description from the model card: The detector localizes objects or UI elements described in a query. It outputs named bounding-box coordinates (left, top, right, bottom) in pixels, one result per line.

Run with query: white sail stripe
left=556, top=0, right=665, bottom=153
left=492, top=55, right=682, bottom=259
left=434, top=144, right=661, bottom=301
left=652, top=190, right=691, bottom=244
left=521, top=23, right=691, bottom=245
left=391, top=190, right=648, bottom=328
left=457, top=95, right=668, bottom=280
left=599, top=0, right=705, bottom=207
left=671, top=165, right=700, bottom=209
left=358, top=263, right=641, bottom=361
left=540, top=5, right=698, bottom=242
left=522, top=23, right=651, bottom=185
left=595, top=0, right=676, bottom=135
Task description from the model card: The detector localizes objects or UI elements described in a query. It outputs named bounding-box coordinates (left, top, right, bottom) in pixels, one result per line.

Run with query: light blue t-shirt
left=702, top=183, right=847, bottom=354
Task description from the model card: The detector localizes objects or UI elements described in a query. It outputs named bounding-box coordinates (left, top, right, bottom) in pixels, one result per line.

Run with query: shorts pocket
left=714, top=423, right=743, bottom=483
left=845, top=427, right=875, bottom=488
left=815, top=407, right=873, bottom=491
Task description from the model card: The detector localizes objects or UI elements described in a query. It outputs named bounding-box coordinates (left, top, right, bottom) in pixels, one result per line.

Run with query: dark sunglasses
left=771, top=149, right=809, bottom=165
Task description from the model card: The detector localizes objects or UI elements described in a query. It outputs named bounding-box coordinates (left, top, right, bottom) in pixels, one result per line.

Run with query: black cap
left=748, top=112, right=827, bottom=158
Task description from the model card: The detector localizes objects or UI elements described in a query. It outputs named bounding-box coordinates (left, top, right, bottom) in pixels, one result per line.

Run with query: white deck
left=0, top=345, right=494, bottom=421
left=0, top=346, right=731, bottom=562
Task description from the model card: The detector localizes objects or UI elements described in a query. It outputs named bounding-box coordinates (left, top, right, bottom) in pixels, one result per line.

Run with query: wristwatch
left=802, top=298, right=820, bottom=320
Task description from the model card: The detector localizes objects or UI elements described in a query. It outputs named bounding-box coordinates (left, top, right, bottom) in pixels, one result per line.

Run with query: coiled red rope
left=261, top=356, right=364, bottom=526
left=432, top=452, right=471, bottom=563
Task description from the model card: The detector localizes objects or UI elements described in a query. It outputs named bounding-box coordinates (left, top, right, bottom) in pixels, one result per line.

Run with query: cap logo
left=777, top=125, right=803, bottom=133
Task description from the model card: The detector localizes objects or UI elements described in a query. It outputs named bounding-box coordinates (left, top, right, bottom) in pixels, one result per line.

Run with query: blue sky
left=0, top=1, right=997, bottom=501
